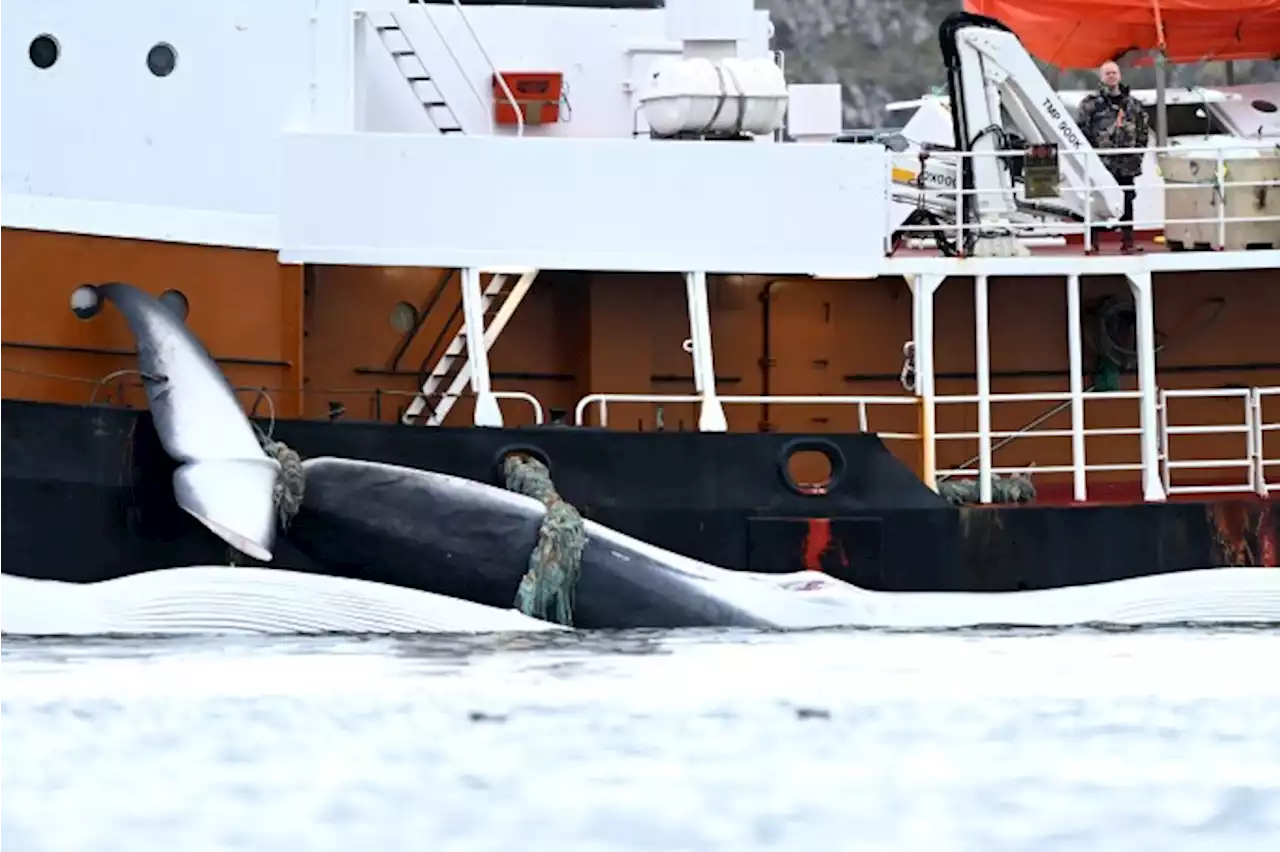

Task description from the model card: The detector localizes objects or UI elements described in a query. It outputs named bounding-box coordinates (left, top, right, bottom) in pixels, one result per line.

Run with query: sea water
left=4, top=627, right=1280, bottom=852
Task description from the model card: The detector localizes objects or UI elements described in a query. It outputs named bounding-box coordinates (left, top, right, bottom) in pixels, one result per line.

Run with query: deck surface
left=881, top=234, right=1279, bottom=277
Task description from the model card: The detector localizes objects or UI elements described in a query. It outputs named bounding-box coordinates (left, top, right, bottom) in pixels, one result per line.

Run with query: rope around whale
left=242, top=390, right=584, bottom=625
left=242, top=387, right=306, bottom=529
left=501, top=454, right=587, bottom=627
left=259, top=442, right=584, bottom=626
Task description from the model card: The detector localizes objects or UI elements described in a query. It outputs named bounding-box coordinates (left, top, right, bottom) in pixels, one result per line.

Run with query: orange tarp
left=964, top=0, right=1280, bottom=68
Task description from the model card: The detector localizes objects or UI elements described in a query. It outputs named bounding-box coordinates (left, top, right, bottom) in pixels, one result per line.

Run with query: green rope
left=937, top=472, right=1037, bottom=507
left=1092, top=352, right=1122, bottom=392
left=502, top=455, right=586, bottom=627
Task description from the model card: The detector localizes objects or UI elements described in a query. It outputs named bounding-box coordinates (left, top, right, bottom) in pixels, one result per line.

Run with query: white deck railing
left=933, top=390, right=1146, bottom=482
left=574, top=393, right=921, bottom=441
left=1253, top=387, right=1280, bottom=496
left=567, top=386, right=1280, bottom=502
left=885, top=142, right=1280, bottom=254
left=1159, top=387, right=1258, bottom=496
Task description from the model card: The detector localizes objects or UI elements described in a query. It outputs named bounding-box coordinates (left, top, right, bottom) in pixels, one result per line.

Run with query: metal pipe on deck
left=1127, top=271, right=1166, bottom=502
left=1065, top=273, right=1088, bottom=502
left=460, top=267, right=503, bottom=427
left=911, top=274, right=945, bottom=491
left=975, top=274, right=993, bottom=504
left=685, top=271, right=728, bottom=432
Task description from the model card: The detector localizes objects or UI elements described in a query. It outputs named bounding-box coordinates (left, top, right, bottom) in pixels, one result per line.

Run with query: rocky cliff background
left=762, top=0, right=1280, bottom=130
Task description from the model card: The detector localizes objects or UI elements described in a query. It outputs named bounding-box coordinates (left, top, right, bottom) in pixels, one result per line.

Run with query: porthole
left=1251, top=99, right=1278, bottom=114
left=146, top=42, right=177, bottom=77
left=390, top=301, right=418, bottom=333
left=159, top=289, right=190, bottom=321
left=29, top=34, right=60, bottom=70
left=786, top=449, right=834, bottom=494
left=777, top=438, right=847, bottom=497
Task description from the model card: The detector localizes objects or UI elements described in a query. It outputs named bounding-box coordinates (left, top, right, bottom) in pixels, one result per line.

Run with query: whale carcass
left=90, top=282, right=280, bottom=561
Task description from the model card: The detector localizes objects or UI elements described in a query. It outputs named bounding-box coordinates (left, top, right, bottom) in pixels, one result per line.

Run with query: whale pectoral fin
left=173, top=458, right=281, bottom=562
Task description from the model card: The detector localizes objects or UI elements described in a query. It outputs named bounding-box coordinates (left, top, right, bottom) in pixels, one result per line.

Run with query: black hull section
left=3, top=400, right=1276, bottom=591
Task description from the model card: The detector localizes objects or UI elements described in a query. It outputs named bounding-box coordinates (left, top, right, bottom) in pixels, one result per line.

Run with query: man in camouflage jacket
left=1077, top=61, right=1150, bottom=252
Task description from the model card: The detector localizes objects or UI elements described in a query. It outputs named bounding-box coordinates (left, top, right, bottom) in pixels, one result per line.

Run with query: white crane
left=884, top=12, right=1128, bottom=257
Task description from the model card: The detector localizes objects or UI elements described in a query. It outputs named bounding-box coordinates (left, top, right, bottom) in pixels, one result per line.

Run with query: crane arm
left=939, top=12, right=1125, bottom=231
left=882, top=12, right=1130, bottom=256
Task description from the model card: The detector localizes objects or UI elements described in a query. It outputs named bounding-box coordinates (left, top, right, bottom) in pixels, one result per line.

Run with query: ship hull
left=4, top=399, right=1275, bottom=594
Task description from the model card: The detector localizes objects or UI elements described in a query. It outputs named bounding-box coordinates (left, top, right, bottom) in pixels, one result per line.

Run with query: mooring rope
left=261, top=439, right=306, bottom=528
left=936, top=470, right=1037, bottom=507
left=240, top=387, right=306, bottom=529
left=234, top=388, right=584, bottom=624
left=501, top=454, right=586, bottom=627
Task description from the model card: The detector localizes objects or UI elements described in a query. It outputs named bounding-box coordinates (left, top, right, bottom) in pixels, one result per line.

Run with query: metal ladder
left=401, top=270, right=540, bottom=426
left=367, top=12, right=464, bottom=134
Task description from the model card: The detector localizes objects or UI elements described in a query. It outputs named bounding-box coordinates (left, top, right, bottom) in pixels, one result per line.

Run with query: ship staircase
left=365, top=1, right=523, bottom=136
left=397, top=269, right=539, bottom=426
left=365, top=8, right=466, bottom=134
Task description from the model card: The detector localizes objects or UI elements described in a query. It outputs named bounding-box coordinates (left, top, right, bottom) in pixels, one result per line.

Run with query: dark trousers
left=1116, top=173, right=1136, bottom=242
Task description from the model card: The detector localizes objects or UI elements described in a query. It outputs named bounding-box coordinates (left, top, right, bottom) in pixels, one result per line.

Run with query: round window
left=390, top=301, right=419, bottom=333
left=147, top=42, right=177, bottom=77
left=29, top=34, right=60, bottom=70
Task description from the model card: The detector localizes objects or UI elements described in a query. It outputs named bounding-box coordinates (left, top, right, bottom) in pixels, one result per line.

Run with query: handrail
left=933, top=386, right=1280, bottom=500
left=1255, top=388, right=1280, bottom=495
left=573, top=393, right=920, bottom=439
left=420, top=0, right=522, bottom=136
left=1160, top=387, right=1262, bottom=496
left=885, top=142, right=1279, bottom=254
left=388, top=386, right=545, bottom=425
left=416, top=7, right=488, bottom=131
left=934, top=390, right=1145, bottom=481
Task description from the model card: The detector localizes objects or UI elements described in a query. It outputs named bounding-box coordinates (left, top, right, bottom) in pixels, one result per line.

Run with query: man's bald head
left=1099, top=61, right=1122, bottom=88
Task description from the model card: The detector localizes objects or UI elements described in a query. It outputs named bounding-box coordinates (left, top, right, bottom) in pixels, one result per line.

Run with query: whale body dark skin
left=285, top=458, right=774, bottom=630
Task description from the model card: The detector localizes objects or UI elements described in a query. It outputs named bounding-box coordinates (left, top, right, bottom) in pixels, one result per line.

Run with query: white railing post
left=1249, top=387, right=1265, bottom=497
left=685, top=271, right=727, bottom=432
left=1082, top=153, right=1093, bottom=253
left=1244, top=387, right=1258, bottom=495
left=1216, top=148, right=1227, bottom=249
left=883, top=156, right=894, bottom=254
left=1158, top=388, right=1172, bottom=494
left=911, top=274, right=945, bottom=490
left=1065, top=272, right=1088, bottom=501
left=1126, top=271, right=1166, bottom=501
left=975, top=273, right=993, bottom=503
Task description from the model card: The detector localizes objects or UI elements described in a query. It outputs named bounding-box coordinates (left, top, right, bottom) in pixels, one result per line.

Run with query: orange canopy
left=964, top=0, right=1280, bottom=68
